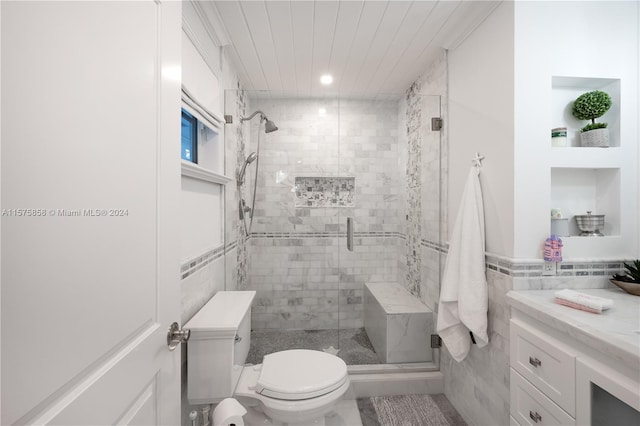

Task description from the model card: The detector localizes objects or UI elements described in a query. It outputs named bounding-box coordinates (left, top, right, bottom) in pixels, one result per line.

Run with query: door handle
left=167, top=322, right=190, bottom=351
left=529, top=356, right=542, bottom=367
left=529, top=411, right=542, bottom=423
left=347, top=217, right=354, bottom=251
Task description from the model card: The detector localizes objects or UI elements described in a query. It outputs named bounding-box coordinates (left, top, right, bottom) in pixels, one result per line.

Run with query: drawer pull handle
left=529, top=356, right=542, bottom=367
left=529, top=411, right=542, bottom=423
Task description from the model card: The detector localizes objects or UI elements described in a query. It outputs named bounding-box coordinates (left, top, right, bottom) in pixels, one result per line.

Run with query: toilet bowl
left=234, top=349, right=350, bottom=425
left=185, top=291, right=350, bottom=426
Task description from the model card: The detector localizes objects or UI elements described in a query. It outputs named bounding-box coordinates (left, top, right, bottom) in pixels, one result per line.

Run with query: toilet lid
left=256, top=349, right=348, bottom=400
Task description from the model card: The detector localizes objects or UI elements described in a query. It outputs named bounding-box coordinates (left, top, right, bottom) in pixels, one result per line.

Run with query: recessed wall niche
left=551, top=76, right=621, bottom=148
left=550, top=167, right=620, bottom=237
left=294, top=177, right=355, bottom=208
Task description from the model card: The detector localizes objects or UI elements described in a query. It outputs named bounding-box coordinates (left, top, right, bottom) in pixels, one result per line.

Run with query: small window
left=181, top=109, right=197, bottom=163
left=180, top=105, right=221, bottom=172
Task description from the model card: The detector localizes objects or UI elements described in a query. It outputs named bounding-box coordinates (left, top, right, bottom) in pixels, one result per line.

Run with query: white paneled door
left=1, top=1, right=182, bottom=424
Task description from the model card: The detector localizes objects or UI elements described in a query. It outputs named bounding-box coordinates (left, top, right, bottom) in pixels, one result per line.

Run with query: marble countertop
left=506, top=288, right=640, bottom=368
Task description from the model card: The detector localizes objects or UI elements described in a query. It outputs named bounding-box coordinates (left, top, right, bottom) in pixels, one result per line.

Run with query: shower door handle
left=347, top=217, right=354, bottom=251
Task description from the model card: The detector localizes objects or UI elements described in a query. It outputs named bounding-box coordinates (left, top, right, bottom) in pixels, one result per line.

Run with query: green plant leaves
left=623, top=260, right=640, bottom=283
left=572, top=90, right=612, bottom=121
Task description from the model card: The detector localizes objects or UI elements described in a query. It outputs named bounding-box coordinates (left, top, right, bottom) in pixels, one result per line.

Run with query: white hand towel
left=554, top=289, right=614, bottom=314
left=437, top=167, right=489, bottom=362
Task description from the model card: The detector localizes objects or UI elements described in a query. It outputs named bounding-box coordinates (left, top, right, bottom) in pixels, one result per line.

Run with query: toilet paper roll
left=212, top=398, right=247, bottom=426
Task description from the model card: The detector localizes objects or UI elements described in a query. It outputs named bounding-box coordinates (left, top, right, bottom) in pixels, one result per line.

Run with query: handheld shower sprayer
left=237, top=110, right=278, bottom=235
left=237, top=152, right=257, bottom=185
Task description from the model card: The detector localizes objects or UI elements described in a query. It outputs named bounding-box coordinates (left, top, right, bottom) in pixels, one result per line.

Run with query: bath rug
left=357, top=394, right=467, bottom=426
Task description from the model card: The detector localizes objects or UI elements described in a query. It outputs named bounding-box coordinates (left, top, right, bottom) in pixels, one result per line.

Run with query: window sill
left=181, top=160, right=233, bottom=185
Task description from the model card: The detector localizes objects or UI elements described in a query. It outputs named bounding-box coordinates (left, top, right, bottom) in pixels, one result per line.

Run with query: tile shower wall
left=222, top=82, right=243, bottom=291
left=401, top=49, right=448, bottom=313
left=244, top=97, right=403, bottom=330
left=233, top=84, right=248, bottom=290
left=404, top=80, right=424, bottom=298
left=294, top=177, right=355, bottom=208
left=249, top=235, right=402, bottom=330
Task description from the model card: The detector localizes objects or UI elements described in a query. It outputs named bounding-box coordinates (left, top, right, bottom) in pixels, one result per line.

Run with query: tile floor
left=327, top=400, right=364, bottom=426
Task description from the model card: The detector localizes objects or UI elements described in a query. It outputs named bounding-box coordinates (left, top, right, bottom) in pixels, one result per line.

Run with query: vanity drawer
left=511, top=369, right=575, bottom=426
left=510, top=318, right=576, bottom=415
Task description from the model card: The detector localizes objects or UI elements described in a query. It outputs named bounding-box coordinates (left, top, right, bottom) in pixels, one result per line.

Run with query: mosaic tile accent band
left=249, top=231, right=405, bottom=240
left=180, top=243, right=229, bottom=280
left=404, top=79, right=424, bottom=298
left=244, top=232, right=627, bottom=279
left=294, top=177, right=355, bottom=208
left=484, top=254, right=626, bottom=279
left=235, top=85, right=248, bottom=290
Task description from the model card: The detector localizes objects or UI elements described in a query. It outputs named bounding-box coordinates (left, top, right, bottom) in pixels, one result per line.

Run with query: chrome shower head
left=237, top=152, right=257, bottom=185
left=264, top=119, right=278, bottom=133
left=241, top=110, right=278, bottom=133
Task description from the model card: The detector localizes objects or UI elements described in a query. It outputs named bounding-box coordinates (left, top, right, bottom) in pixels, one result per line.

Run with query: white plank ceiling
left=205, top=0, right=501, bottom=97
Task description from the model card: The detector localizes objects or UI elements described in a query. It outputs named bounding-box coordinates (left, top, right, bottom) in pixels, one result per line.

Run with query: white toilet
left=185, top=291, right=350, bottom=426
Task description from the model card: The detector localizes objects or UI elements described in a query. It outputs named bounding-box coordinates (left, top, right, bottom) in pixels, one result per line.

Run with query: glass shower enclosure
left=224, top=90, right=443, bottom=371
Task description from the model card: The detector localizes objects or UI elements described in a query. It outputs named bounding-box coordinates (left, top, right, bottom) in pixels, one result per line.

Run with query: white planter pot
left=580, top=128, right=609, bottom=147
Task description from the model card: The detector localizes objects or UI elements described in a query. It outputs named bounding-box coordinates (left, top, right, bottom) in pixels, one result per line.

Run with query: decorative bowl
left=575, top=211, right=605, bottom=236
left=609, top=279, right=640, bottom=296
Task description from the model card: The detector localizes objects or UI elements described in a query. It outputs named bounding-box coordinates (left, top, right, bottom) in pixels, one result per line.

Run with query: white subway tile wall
left=242, top=97, right=404, bottom=330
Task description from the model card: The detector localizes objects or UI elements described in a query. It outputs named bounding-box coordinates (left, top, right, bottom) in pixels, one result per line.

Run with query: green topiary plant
left=612, top=260, right=640, bottom=284
left=572, top=90, right=611, bottom=133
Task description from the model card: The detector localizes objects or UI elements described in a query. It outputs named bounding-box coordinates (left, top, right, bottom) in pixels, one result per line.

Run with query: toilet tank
left=185, top=291, right=255, bottom=405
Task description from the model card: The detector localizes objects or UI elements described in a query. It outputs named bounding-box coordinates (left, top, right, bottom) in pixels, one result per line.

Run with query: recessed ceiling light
left=320, top=74, right=333, bottom=85
left=319, top=107, right=327, bottom=115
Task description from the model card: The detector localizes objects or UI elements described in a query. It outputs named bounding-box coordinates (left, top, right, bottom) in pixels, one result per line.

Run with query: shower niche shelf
left=294, top=176, right=355, bottom=208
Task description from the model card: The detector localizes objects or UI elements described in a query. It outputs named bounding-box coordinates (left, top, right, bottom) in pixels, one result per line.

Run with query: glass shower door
left=225, top=91, right=343, bottom=363
left=223, top=90, right=443, bottom=369
left=337, top=94, right=443, bottom=368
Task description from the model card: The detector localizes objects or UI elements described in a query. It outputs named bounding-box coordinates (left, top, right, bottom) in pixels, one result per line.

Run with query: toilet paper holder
left=212, top=398, right=246, bottom=426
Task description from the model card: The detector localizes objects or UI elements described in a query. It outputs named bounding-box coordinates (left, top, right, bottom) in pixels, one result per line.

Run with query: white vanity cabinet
left=506, top=290, right=640, bottom=426
left=510, top=319, right=576, bottom=425
left=575, top=356, right=640, bottom=425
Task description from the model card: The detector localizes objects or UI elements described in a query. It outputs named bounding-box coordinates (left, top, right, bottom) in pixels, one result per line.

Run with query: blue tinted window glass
left=181, top=109, right=197, bottom=163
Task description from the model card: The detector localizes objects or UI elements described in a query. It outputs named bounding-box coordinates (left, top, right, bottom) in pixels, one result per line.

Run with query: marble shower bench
left=364, top=282, right=433, bottom=363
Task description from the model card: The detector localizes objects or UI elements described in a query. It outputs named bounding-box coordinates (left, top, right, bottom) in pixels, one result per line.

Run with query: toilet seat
left=256, top=349, right=348, bottom=400
left=234, top=350, right=350, bottom=425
